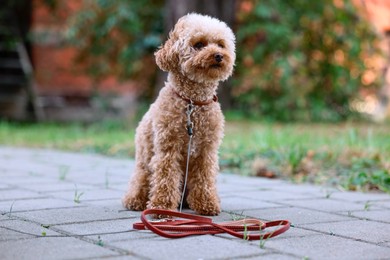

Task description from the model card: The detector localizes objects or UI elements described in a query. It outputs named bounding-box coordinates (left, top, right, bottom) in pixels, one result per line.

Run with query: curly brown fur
left=122, top=13, right=236, bottom=216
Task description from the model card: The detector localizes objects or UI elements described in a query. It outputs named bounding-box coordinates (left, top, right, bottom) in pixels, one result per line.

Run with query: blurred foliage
left=234, top=0, right=382, bottom=121
left=65, top=0, right=382, bottom=121
left=66, top=0, right=164, bottom=91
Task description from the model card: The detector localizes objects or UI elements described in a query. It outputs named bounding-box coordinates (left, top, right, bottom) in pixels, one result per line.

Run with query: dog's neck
left=168, top=73, right=218, bottom=102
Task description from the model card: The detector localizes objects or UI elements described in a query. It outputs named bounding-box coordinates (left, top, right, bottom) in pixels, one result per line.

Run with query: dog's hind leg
left=122, top=160, right=151, bottom=211
left=122, top=120, right=153, bottom=211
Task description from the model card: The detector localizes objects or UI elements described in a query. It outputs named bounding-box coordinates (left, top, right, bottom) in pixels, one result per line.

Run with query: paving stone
left=329, top=191, right=390, bottom=202
left=302, top=219, right=390, bottom=244
left=0, top=237, right=120, bottom=260
left=217, top=182, right=262, bottom=195
left=2, top=147, right=390, bottom=260
left=221, top=196, right=283, bottom=211
left=241, top=207, right=351, bottom=225
left=106, top=182, right=128, bottom=192
left=279, top=198, right=380, bottom=212
left=244, top=253, right=301, bottom=259
left=0, top=198, right=83, bottom=213
left=370, top=200, right=390, bottom=209
left=340, top=209, right=390, bottom=223
left=63, top=171, right=128, bottom=186
left=16, top=181, right=94, bottom=192
left=0, top=183, right=11, bottom=190
left=228, top=189, right=319, bottom=201
left=0, top=189, right=46, bottom=201
left=0, top=169, right=29, bottom=177
left=86, top=230, right=156, bottom=244
left=46, top=189, right=124, bottom=202
left=0, top=227, right=33, bottom=241
left=53, top=218, right=135, bottom=235
left=0, top=162, right=61, bottom=177
left=262, top=234, right=390, bottom=260
left=216, top=225, right=319, bottom=241
left=86, top=254, right=144, bottom=260
left=0, top=219, right=61, bottom=237
left=111, top=235, right=268, bottom=260
left=84, top=198, right=133, bottom=214
left=1, top=176, right=58, bottom=185
left=218, top=173, right=286, bottom=187
left=271, top=183, right=336, bottom=195
left=13, top=206, right=129, bottom=225
left=0, top=215, right=10, bottom=221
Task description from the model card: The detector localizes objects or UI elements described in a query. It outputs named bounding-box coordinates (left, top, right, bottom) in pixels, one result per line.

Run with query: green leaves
left=234, top=0, right=381, bottom=121
left=343, top=157, right=390, bottom=193
left=67, top=0, right=164, bottom=81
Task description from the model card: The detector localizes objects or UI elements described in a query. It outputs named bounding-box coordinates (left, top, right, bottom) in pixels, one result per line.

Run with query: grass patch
left=221, top=121, right=390, bottom=193
left=0, top=120, right=389, bottom=193
left=0, top=121, right=136, bottom=157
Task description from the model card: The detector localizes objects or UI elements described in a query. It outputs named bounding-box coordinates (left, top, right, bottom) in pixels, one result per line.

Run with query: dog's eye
left=194, top=42, right=205, bottom=49
left=218, top=43, right=225, bottom=48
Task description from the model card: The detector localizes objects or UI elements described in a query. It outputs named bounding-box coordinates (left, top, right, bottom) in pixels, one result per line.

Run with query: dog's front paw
left=122, top=193, right=147, bottom=211
left=188, top=195, right=221, bottom=216
left=146, top=202, right=177, bottom=219
left=195, top=202, right=221, bottom=216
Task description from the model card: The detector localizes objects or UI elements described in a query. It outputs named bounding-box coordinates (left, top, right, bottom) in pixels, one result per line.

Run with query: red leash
left=133, top=209, right=290, bottom=240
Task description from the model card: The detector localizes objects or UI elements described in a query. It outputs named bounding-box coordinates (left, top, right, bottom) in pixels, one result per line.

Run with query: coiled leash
left=133, top=92, right=290, bottom=240
left=133, top=209, right=290, bottom=240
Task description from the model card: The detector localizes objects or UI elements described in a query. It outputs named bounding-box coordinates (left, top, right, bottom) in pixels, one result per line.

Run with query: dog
left=122, top=13, right=236, bottom=216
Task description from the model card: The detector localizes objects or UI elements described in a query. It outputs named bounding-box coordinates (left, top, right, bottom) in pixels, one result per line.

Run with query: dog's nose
left=214, top=53, right=223, bottom=63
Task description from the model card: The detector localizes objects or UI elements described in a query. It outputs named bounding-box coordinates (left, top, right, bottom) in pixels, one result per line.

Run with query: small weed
left=302, top=257, right=310, bottom=260
left=229, top=211, right=245, bottom=221
left=74, top=185, right=84, bottom=204
left=259, top=221, right=283, bottom=249
left=324, top=190, right=333, bottom=199
left=364, top=201, right=371, bottom=211
left=41, top=224, right=50, bottom=228
left=4, top=201, right=16, bottom=217
left=259, top=238, right=266, bottom=249
left=329, top=230, right=335, bottom=236
left=59, top=165, right=70, bottom=181
left=96, top=235, right=104, bottom=246
left=243, top=224, right=249, bottom=241
left=105, top=170, right=109, bottom=189
left=41, top=231, right=47, bottom=236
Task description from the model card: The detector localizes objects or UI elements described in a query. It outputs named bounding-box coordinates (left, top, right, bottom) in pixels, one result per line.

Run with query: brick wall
left=30, top=0, right=137, bottom=97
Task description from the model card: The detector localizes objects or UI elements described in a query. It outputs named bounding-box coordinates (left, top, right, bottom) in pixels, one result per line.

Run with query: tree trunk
left=154, top=0, right=236, bottom=110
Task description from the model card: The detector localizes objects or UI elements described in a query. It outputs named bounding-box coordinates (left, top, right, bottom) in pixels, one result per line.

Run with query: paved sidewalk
left=0, top=146, right=389, bottom=260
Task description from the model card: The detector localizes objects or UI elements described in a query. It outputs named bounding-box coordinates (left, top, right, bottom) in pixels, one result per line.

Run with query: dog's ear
left=155, top=18, right=187, bottom=72
left=154, top=30, right=181, bottom=72
left=155, top=34, right=177, bottom=72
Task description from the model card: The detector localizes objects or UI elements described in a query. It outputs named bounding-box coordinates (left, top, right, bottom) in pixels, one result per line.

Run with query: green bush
left=234, top=0, right=382, bottom=121
left=66, top=0, right=382, bottom=121
left=66, top=0, right=164, bottom=83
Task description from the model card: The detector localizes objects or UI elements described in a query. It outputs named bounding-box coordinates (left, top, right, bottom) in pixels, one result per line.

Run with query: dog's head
left=155, top=13, right=236, bottom=83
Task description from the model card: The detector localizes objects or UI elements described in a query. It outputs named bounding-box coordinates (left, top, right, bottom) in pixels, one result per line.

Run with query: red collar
left=173, top=90, right=218, bottom=106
